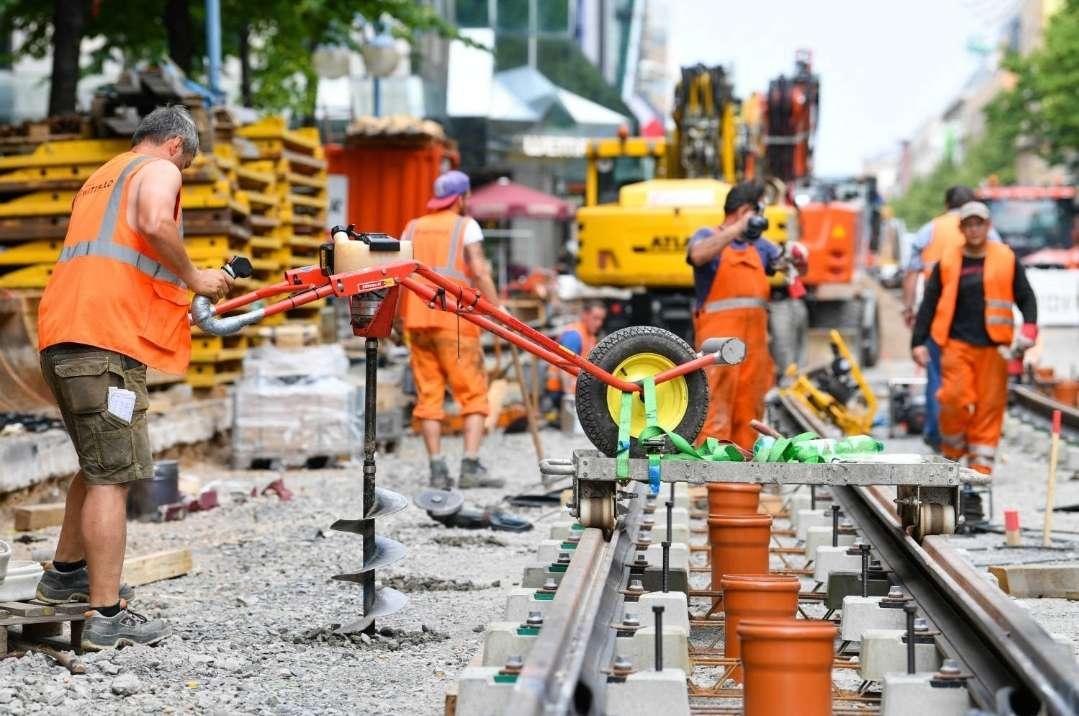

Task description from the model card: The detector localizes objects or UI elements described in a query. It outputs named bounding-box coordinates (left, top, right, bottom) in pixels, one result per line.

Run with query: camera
left=743, top=214, right=769, bottom=242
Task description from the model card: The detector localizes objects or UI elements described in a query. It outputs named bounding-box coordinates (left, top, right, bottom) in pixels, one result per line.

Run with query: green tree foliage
left=0, top=0, right=464, bottom=116
left=892, top=0, right=1078, bottom=227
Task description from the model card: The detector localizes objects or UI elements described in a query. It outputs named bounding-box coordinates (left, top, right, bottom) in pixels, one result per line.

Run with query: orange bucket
left=707, top=514, right=773, bottom=591
left=1052, top=380, right=1079, bottom=408
left=738, top=618, right=836, bottom=716
left=706, top=483, right=761, bottom=516
left=719, top=574, right=800, bottom=681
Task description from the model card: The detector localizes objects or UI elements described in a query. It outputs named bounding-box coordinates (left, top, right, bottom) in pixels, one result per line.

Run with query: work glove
left=787, top=241, right=809, bottom=270
left=1014, top=323, right=1038, bottom=353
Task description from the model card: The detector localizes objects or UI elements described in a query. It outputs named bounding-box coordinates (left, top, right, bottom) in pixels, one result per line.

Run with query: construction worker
left=543, top=300, right=607, bottom=419
left=35, top=106, right=232, bottom=650
left=766, top=240, right=810, bottom=382
left=687, top=180, right=779, bottom=450
left=400, top=170, right=503, bottom=490
left=911, top=201, right=1037, bottom=478
left=902, top=186, right=1001, bottom=450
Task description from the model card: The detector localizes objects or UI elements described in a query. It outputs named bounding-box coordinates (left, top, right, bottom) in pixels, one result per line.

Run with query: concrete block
left=605, top=669, right=690, bottom=716
left=813, top=545, right=863, bottom=584
left=797, top=509, right=832, bottom=541
left=840, top=596, right=906, bottom=642
left=859, top=629, right=940, bottom=682
left=456, top=666, right=514, bottom=715
left=644, top=542, right=689, bottom=571
left=548, top=521, right=583, bottom=540
left=537, top=539, right=577, bottom=565
left=805, top=525, right=856, bottom=560
left=504, top=588, right=553, bottom=623
left=880, top=672, right=969, bottom=716
left=616, top=627, right=691, bottom=673
left=640, top=523, right=691, bottom=545
left=626, top=591, right=690, bottom=634
left=481, top=622, right=537, bottom=667
left=784, top=491, right=811, bottom=519
left=521, top=565, right=564, bottom=589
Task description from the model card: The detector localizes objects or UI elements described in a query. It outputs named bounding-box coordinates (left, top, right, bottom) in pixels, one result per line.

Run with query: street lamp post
left=360, top=23, right=400, bottom=118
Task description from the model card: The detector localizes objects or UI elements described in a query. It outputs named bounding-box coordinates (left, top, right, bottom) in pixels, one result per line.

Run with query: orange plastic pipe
left=706, top=483, right=761, bottom=516
left=738, top=618, right=836, bottom=716
left=707, top=514, right=773, bottom=591
left=719, top=574, right=800, bottom=681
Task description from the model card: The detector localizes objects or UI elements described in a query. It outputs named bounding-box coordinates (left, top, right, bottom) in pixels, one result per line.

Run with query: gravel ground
left=1, top=428, right=590, bottom=715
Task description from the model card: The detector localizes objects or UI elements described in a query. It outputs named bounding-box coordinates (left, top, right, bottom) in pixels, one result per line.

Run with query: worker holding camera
left=687, top=180, right=781, bottom=450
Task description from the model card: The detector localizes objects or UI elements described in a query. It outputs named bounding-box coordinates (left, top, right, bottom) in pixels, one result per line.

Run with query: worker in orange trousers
left=687, top=181, right=780, bottom=450
left=400, top=170, right=503, bottom=490
left=543, top=300, right=607, bottom=419
left=911, top=201, right=1038, bottom=476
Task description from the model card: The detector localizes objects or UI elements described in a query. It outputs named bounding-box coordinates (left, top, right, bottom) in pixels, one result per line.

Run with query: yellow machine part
left=781, top=329, right=877, bottom=435
left=584, top=137, right=668, bottom=207
left=0, top=139, right=129, bottom=171
left=0, top=240, right=63, bottom=265
left=604, top=352, right=689, bottom=438
left=0, top=264, right=55, bottom=288
left=577, top=178, right=797, bottom=289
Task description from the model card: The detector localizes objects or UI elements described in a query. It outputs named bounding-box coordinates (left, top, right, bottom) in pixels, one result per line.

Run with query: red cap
left=1052, top=409, right=1062, bottom=435
left=1004, top=509, right=1020, bottom=532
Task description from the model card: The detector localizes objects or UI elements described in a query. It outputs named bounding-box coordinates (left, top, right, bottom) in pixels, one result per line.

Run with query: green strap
left=615, top=390, right=634, bottom=480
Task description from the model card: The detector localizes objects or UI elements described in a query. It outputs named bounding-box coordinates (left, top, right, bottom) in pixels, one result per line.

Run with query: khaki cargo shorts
left=40, top=344, right=152, bottom=485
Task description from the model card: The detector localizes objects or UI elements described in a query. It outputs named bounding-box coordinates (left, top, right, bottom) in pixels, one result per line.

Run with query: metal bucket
left=127, top=460, right=181, bottom=519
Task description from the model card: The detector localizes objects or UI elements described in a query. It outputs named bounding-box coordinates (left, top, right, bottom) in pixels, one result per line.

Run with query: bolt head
left=505, top=655, right=524, bottom=670
left=629, top=579, right=644, bottom=592
left=914, top=617, right=929, bottom=632
left=526, top=611, right=544, bottom=626
left=939, top=659, right=961, bottom=675
left=543, top=577, right=558, bottom=590
left=613, top=655, right=632, bottom=669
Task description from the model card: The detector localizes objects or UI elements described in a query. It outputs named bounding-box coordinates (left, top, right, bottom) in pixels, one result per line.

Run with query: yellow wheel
left=604, top=352, right=689, bottom=440
left=576, top=326, right=709, bottom=457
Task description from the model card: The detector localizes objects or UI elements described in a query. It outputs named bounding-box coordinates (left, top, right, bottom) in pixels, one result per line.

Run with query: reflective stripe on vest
left=403, top=216, right=466, bottom=280
left=55, top=156, right=185, bottom=287
left=930, top=241, right=1016, bottom=347
left=702, top=297, right=768, bottom=313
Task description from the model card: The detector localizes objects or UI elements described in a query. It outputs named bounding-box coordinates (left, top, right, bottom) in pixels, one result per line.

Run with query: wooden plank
left=121, top=548, right=193, bottom=587
left=0, top=602, right=54, bottom=618
left=14, top=502, right=67, bottom=531
left=988, top=564, right=1079, bottom=598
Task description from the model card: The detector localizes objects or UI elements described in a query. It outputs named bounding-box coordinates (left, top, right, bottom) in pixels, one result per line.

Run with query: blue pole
left=205, top=0, right=222, bottom=101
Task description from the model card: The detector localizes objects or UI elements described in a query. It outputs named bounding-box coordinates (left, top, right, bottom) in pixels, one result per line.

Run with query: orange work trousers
left=937, top=339, right=1007, bottom=475
left=408, top=327, right=489, bottom=421
left=694, top=307, right=774, bottom=451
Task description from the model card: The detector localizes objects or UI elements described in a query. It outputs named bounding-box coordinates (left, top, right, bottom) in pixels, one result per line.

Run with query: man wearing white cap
left=911, top=201, right=1038, bottom=481
left=399, top=170, right=503, bottom=490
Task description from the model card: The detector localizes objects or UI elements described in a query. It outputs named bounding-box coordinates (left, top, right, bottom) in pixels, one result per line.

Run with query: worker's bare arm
left=131, top=159, right=231, bottom=299
left=901, top=271, right=919, bottom=326
left=687, top=216, right=750, bottom=266
left=464, top=243, right=500, bottom=305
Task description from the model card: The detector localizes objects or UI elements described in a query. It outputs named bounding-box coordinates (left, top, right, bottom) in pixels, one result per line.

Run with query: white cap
left=959, top=201, right=990, bottom=221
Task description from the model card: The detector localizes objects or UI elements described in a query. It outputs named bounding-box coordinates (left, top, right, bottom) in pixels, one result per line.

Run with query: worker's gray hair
left=131, top=105, right=199, bottom=156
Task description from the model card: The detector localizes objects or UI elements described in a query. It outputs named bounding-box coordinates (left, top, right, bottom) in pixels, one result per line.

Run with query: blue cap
left=427, top=170, right=470, bottom=210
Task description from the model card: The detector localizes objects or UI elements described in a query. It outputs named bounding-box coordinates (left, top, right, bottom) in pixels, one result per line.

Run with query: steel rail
left=1009, top=383, right=1079, bottom=433
left=776, top=396, right=1079, bottom=716
left=510, top=485, right=644, bottom=715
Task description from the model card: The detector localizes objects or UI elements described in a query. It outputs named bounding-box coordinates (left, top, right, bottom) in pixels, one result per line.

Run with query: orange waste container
left=719, top=574, right=800, bottom=681
left=707, top=483, right=761, bottom=516
left=707, top=514, right=773, bottom=591
left=738, top=618, right=836, bottom=716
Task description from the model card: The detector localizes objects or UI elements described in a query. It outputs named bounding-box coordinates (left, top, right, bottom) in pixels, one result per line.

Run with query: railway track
left=450, top=391, right=1079, bottom=716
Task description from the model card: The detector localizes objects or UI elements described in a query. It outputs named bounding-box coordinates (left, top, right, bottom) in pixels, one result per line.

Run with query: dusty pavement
left=0, top=429, right=591, bottom=715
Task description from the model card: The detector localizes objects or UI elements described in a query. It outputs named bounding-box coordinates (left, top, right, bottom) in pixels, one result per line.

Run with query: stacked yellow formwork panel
left=236, top=118, right=328, bottom=330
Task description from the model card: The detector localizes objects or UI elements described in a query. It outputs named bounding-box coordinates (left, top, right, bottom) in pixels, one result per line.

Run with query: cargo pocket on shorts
left=52, top=355, right=134, bottom=476
left=139, top=281, right=191, bottom=349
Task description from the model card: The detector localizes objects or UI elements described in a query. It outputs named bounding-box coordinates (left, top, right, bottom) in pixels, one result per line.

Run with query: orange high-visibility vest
left=37, top=151, right=192, bottom=374
left=921, top=212, right=964, bottom=279
left=930, top=241, right=1016, bottom=347
left=399, top=210, right=479, bottom=337
left=546, top=320, right=598, bottom=392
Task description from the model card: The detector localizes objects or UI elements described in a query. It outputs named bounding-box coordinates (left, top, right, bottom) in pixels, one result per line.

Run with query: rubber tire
left=576, top=325, right=709, bottom=457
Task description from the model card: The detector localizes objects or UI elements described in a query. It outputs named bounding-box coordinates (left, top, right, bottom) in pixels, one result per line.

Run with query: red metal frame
left=207, top=259, right=722, bottom=393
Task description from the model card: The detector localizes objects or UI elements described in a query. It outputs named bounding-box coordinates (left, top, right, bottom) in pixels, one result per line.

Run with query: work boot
left=81, top=606, right=171, bottom=651
left=429, top=457, right=453, bottom=490
left=36, top=566, right=134, bottom=605
left=458, top=458, right=505, bottom=489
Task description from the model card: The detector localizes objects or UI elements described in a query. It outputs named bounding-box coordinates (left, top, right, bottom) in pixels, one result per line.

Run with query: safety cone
left=719, top=574, right=800, bottom=681
left=706, top=483, right=761, bottom=516
left=738, top=618, right=836, bottom=716
left=707, top=514, right=773, bottom=591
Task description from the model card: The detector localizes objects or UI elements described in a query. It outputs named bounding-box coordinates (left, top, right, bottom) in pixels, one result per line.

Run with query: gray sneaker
left=36, top=566, right=134, bottom=604
left=459, top=458, right=505, bottom=489
left=81, top=607, right=171, bottom=651
left=430, top=458, right=453, bottom=490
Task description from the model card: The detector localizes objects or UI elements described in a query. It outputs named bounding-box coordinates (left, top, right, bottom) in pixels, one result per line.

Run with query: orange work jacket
left=399, top=210, right=479, bottom=337
left=930, top=241, right=1017, bottom=347
left=37, top=151, right=191, bottom=374
left=921, top=212, right=964, bottom=279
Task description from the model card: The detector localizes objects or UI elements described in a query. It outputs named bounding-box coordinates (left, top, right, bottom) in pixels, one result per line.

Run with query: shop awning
left=469, top=177, right=573, bottom=221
